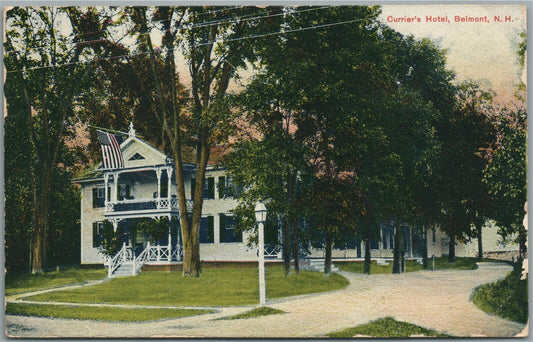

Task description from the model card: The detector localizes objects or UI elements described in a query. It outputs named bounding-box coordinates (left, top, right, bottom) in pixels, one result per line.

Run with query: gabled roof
left=120, top=135, right=169, bottom=168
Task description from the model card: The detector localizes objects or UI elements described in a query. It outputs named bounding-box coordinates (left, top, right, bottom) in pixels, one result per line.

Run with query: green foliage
left=218, top=306, right=286, bottom=320
left=6, top=303, right=211, bottom=322
left=471, top=263, right=528, bottom=323
left=27, top=265, right=349, bottom=306
left=136, top=217, right=172, bottom=244
left=5, top=267, right=107, bottom=296
left=483, top=107, right=527, bottom=250
left=98, top=220, right=122, bottom=256
left=327, top=317, right=451, bottom=337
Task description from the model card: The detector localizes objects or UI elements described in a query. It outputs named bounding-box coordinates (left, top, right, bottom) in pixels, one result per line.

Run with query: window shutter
left=208, top=216, right=214, bottom=243
left=208, top=177, right=215, bottom=199
left=92, top=188, right=98, bottom=208
left=219, top=214, right=226, bottom=242
left=191, top=178, right=196, bottom=200
left=218, top=176, right=225, bottom=199
left=92, top=222, right=99, bottom=247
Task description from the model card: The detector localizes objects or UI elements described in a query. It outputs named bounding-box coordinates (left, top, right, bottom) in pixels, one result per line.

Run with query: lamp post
left=255, top=202, right=268, bottom=306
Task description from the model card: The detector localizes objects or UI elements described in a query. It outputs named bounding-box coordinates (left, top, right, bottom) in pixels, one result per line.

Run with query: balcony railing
left=105, top=197, right=193, bottom=214
left=106, top=198, right=179, bottom=213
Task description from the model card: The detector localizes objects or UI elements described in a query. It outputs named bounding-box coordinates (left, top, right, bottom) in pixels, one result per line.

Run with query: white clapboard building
left=74, top=124, right=519, bottom=276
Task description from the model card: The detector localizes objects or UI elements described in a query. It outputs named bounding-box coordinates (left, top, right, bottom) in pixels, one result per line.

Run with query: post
left=167, top=167, right=173, bottom=210
left=156, top=168, right=162, bottom=208
left=431, top=255, right=435, bottom=271
left=258, top=220, right=266, bottom=306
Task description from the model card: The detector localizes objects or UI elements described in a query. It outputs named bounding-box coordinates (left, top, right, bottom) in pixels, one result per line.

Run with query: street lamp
left=255, top=201, right=268, bottom=306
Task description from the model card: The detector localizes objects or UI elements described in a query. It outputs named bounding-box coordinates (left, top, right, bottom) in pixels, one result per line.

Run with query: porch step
left=111, top=263, right=135, bottom=277
left=300, top=259, right=339, bottom=272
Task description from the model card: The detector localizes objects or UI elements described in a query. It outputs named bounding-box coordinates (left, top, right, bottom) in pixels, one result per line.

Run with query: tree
left=110, top=6, right=279, bottom=276
left=435, top=84, right=496, bottom=262
left=4, top=7, right=99, bottom=273
left=484, top=106, right=527, bottom=258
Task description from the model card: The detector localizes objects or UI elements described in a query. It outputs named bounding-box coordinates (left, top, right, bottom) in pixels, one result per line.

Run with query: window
left=92, top=188, right=106, bottom=208
left=129, top=153, right=145, bottom=161
left=203, top=177, right=215, bottom=199
left=199, top=216, right=214, bottom=243
left=381, top=225, right=394, bottom=250
left=117, top=184, right=132, bottom=200
left=219, top=214, right=241, bottom=243
left=370, top=240, right=379, bottom=249
left=92, top=222, right=104, bottom=247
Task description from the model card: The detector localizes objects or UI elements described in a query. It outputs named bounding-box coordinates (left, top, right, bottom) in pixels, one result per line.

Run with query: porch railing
left=109, top=242, right=183, bottom=277
left=105, top=198, right=188, bottom=213
left=108, top=243, right=130, bottom=277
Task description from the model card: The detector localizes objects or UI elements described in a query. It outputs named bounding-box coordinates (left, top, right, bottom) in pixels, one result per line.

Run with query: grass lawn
left=25, top=265, right=349, bottom=306
left=335, top=257, right=479, bottom=274
left=217, top=306, right=286, bottom=320
left=471, top=263, right=528, bottom=324
left=6, top=302, right=212, bottom=322
left=5, top=268, right=108, bottom=296
left=327, top=317, right=451, bottom=338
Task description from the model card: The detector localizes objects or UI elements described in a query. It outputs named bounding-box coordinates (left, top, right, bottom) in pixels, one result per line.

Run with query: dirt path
left=5, top=262, right=526, bottom=338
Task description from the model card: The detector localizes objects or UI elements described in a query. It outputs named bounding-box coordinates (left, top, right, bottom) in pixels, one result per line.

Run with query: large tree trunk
left=364, top=232, right=371, bottom=274
left=477, top=225, right=483, bottom=260
left=400, top=226, right=405, bottom=273
left=283, top=219, right=291, bottom=275
left=448, top=234, right=456, bottom=263
left=422, top=224, right=428, bottom=269
left=324, top=229, right=332, bottom=274
left=392, top=219, right=401, bottom=274
left=292, top=219, right=299, bottom=274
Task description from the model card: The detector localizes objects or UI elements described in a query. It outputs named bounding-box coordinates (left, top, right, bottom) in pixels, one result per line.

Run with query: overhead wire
left=6, top=8, right=371, bottom=75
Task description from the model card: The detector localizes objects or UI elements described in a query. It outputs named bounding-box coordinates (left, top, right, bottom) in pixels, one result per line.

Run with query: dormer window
left=129, top=153, right=145, bottom=161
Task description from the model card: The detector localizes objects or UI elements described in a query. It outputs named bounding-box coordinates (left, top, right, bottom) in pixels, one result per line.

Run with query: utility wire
left=7, top=5, right=331, bottom=57
left=6, top=16, right=370, bottom=74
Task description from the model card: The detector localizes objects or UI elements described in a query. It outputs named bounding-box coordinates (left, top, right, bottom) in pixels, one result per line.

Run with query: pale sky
left=379, top=4, right=527, bottom=104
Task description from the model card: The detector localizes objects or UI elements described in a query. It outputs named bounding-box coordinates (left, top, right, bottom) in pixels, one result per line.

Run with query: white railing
left=108, top=243, right=130, bottom=277
left=109, top=243, right=183, bottom=277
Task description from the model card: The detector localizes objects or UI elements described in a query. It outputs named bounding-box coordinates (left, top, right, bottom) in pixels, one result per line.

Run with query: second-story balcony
left=106, top=197, right=178, bottom=213
left=105, top=197, right=193, bottom=217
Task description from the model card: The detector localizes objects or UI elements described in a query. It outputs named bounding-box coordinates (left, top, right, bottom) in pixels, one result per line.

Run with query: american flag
left=97, top=130, right=124, bottom=169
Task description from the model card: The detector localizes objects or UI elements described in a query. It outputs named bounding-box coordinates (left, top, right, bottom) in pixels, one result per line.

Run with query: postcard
left=4, top=3, right=528, bottom=338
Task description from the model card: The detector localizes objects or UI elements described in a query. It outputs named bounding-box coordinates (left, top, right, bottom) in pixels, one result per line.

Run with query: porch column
left=156, top=168, right=162, bottom=208
left=112, top=219, right=118, bottom=232
left=113, top=172, right=119, bottom=201
left=104, top=173, right=110, bottom=208
left=409, top=226, right=413, bottom=258
left=167, top=167, right=173, bottom=210
left=167, top=214, right=172, bottom=263
left=379, top=224, right=383, bottom=258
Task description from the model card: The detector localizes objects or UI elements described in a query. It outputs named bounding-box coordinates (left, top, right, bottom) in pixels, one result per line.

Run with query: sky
left=379, top=4, right=527, bottom=104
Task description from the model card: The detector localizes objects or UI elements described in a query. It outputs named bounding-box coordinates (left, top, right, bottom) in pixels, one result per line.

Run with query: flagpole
left=89, top=125, right=143, bottom=138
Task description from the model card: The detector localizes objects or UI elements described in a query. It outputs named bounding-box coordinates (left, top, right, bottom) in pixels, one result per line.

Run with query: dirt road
left=5, top=262, right=527, bottom=338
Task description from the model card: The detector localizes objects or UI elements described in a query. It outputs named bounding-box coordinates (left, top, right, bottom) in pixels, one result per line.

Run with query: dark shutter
left=218, top=176, right=226, bottom=199
left=219, top=214, right=226, bottom=242
left=92, top=188, right=98, bottom=208
left=208, top=216, right=214, bottom=243
left=92, top=222, right=99, bottom=247
left=191, top=178, right=196, bottom=200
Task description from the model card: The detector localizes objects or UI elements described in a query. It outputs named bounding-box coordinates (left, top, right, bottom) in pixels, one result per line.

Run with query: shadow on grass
left=216, top=306, right=286, bottom=320
left=6, top=302, right=213, bottom=322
